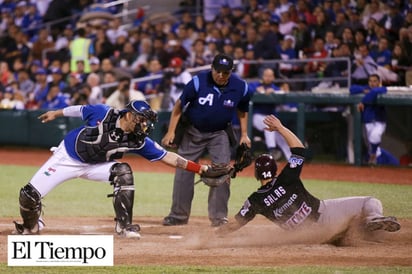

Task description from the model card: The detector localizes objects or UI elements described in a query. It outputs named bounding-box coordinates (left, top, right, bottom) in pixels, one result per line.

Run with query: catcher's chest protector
left=76, top=109, right=145, bottom=163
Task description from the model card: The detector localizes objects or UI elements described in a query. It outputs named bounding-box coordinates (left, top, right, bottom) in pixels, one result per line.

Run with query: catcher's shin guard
left=18, top=183, right=42, bottom=231
left=108, top=163, right=135, bottom=231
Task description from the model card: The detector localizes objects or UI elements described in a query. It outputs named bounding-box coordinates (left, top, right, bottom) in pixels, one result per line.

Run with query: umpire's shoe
left=116, top=223, right=141, bottom=239
left=162, top=216, right=188, bottom=226
left=366, top=216, right=401, bottom=232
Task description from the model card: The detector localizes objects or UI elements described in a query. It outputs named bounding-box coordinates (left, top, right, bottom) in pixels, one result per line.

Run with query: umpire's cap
left=212, top=53, right=234, bottom=72
left=254, top=154, right=277, bottom=180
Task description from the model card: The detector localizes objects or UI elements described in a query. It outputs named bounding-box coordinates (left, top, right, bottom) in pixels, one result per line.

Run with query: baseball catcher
left=13, top=100, right=213, bottom=238
left=216, top=115, right=400, bottom=244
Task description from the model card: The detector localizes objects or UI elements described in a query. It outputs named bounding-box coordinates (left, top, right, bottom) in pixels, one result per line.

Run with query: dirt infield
left=1, top=147, right=411, bottom=267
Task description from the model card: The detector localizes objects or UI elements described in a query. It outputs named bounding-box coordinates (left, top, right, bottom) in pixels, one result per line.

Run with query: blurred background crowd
left=0, top=0, right=411, bottom=111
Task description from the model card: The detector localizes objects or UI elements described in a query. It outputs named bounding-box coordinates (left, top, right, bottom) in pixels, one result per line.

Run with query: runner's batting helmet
left=254, top=154, right=277, bottom=180
left=125, top=100, right=158, bottom=136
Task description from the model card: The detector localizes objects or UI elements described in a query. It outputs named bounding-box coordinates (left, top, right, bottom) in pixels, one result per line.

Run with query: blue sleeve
left=130, top=137, right=167, bottom=161
left=81, top=104, right=111, bottom=125
left=362, top=87, right=387, bottom=103
left=349, top=85, right=366, bottom=95
left=248, top=81, right=260, bottom=93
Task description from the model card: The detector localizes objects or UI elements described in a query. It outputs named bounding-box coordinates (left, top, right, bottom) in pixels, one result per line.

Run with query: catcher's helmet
left=125, top=100, right=158, bottom=136
left=254, top=154, right=277, bottom=180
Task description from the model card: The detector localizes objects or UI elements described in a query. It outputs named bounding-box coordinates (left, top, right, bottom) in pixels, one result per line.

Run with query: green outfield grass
left=1, top=165, right=410, bottom=218
left=1, top=164, right=411, bottom=273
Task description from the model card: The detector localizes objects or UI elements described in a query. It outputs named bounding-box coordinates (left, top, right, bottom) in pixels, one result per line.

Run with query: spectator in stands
left=254, top=20, right=279, bottom=62
left=0, top=61, right=14, bottom=86
left=92, top=26, right=114, bottom=61
left=130, top=37, right=151, bottom=78
left=159, top=57, right=191, bottom=111
left=341, top=27, right=355, bottom=52
left=279, top=10, right=297, bottom=36
left=361, top=0, right=384, bottom=29
left=89, top=56, right=102, bottom=77
left=324, top=30, right=338, bottom=56
left=135, top=58, right=163, bottom=111
left=61, top=72, right=82, bottom=100
left=101, top=70, right=117, bottom=98
left=204, top=39, right=219, bottom=65
left=303, top=36, right=329, bottom=91
left=354, top=28, right=367, bottom=50
left=311, top=9, right=330, bottom=41
left=380, top=2, right=404, bottom=43
left=222, top=38, right=235, bottom=57
left=351, top=44, right=378, bottom=85
left=249, top=67, right=292, bottom=161
left=70, top=28, right=92, bottom=74
left=30, top=28, right=54, bottom=62
left=350, top=73, right=387, bottom=165
left=85, top=72, right=102, bottom=105
left=346, top=8, right=364, bottom=32
left=105, top=76, right=145, bottom=110
left=188, top=38, right=208, bottom=68
left=106, top=17, right=128, bottom=45
left=276, top=35, right=298, bottom=79
left=16, top=68, right=34, bottom=100
left=54, top=24, right=74, bottom=63
left=48, top=67, right=67, bottom=91
left=166, top=39, right=189, bottom=63
left=370, top=36, right=392, bottom=68
left=39, top=83, right=69, bottom=110
left=324, top=42, right=352, bottom=88
left=391, top=41, right=409, bottom=86
left=21, top=3, right=42, bottom=38
left=150, top=36, right=169, bottom=69
left=0, top=84, right=25, bottom=110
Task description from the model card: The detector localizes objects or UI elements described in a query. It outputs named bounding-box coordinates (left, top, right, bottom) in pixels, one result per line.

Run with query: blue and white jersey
left=64, top=104, right=167, bottom=163
left=180, top=71, right=251, bottom=132
left=349, top=85, right=387, bottom=123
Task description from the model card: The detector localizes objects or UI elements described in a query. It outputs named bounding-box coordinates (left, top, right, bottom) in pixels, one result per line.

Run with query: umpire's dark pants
left=167, top=125, right=231, bottom=223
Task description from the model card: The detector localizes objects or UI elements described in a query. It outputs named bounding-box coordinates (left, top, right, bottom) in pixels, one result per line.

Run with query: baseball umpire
left=161, top=53, right=252, bottom=227
left=216, top=114, right=400, bottom=243
left=13, top=100, right=230, bottom=238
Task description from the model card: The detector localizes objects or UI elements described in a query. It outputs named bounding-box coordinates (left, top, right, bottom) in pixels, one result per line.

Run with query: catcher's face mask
left=125, top=100, right=157, bottom=137
left=131, top=113, right=155, bottom=136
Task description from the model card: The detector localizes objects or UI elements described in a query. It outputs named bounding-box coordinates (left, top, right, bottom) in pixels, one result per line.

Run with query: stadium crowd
left=0, top=0, right=411, bottom=111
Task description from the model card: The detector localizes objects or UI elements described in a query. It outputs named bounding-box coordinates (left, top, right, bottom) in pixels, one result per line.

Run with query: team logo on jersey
left=288, top=156, right=303, bottom=168
left=109, top=129, right=123, bottom=142
left=223, top=99, right=234, bottom=107
left=198, top=94, right=214, bottom=106
left=44, top=167, right=56, bottom=176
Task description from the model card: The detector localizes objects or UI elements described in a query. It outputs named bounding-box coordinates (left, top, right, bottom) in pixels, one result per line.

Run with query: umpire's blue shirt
left=180, top=71, right=250, bottom=132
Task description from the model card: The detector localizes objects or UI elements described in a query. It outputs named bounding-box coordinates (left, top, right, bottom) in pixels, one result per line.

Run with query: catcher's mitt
left=196, top=163, right=233, bottom=187
left=231, top=143, right=253, bottom=178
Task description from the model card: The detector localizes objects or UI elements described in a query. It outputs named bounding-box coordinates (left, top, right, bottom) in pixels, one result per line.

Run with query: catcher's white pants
left=29, top=141, right=115, bottom=197
left=253, top=113, right=291, bottom=160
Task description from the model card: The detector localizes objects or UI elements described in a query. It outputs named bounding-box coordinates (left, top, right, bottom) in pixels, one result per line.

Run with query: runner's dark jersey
left=234, top=147, right=321, bottom=230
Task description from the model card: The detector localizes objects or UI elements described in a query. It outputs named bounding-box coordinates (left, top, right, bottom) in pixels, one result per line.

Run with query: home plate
left=169, top=235, right=183, bottom=239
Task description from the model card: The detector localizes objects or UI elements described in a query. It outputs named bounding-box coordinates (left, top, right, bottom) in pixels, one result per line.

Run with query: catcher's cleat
left=12, top=218, right=45, bottom=235
left=116, top=223, right=141, bottom=239
left=366, top=216, right=401, bottom=232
